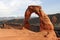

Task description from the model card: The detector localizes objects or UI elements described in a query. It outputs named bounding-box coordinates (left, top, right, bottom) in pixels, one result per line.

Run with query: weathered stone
left=24, top=5, right=58, bottom=40
left=24, top=5, right=54, bottom=31
left=0, top=5, right=57, bottom=40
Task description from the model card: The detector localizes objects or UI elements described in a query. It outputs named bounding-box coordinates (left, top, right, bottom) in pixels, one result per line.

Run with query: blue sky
left=0, top=0, right=60, bottom=17
left=42, top=0, right=60, bottom=14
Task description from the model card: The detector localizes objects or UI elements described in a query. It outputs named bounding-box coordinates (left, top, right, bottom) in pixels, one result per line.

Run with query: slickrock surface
left=0, top=28, right=58, bottom=40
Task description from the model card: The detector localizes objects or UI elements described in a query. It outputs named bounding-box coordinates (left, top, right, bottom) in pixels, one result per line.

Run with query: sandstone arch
left=24, top=5, right=54, bottom=31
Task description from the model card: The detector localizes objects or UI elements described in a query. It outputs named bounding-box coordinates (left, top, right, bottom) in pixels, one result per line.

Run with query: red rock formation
left=24, top=5, right=58, bottom=40
left=24, top=5, right=54, bottom=31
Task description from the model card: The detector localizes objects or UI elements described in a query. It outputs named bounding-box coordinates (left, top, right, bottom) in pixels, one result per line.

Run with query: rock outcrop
left=24, top=5, right=58, bottom=40
left=24, top=5, right=54, bottom=31
left=0, top=29, right=58, bottom=40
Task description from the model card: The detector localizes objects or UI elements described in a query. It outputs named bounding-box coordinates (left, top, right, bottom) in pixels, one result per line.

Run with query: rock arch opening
left=29, top=13, right=39, bottom=24
left=29, top=13, right=40, bottom=32
left=24, top=5, right=54, bottom=32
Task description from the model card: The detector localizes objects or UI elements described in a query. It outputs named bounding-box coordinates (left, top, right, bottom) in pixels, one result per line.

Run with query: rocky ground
left=0, top=27, right=58, bottom=40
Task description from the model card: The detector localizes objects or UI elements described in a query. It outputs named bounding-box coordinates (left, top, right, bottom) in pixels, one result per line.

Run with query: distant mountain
left=0, top=13, right=60, bottom=25
left=0, top=17, right=22, bottom=21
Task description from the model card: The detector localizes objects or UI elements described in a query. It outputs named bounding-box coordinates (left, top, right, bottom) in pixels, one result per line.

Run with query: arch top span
left=24, top=5, right=54, bottom=31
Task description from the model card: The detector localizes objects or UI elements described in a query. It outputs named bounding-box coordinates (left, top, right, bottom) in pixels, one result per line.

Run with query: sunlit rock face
left=0, top=29, right=58, bottom=40
left=23, top=5, right=58, bottom=40
left=24, top=5, right=54, bottom=31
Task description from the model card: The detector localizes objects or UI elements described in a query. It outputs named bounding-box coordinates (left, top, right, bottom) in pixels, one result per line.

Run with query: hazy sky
left=0, top=0, right=60, bottom=17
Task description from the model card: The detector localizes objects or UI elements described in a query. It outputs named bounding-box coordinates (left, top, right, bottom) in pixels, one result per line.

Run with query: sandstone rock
left=24, top=5, right=54, bottom=31
left=0, top=28, right=58, bottom=40
left=24, top=5, right=58, bottom=40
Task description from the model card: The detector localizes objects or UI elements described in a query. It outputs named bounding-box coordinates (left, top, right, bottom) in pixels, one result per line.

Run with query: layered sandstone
left=24, top=5, right=58, bottom=40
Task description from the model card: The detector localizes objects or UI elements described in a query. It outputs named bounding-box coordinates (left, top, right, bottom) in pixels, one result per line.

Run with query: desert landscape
left=0, top=0, right=59, bottom=40
left=0, top=5, right=59, bottom=40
